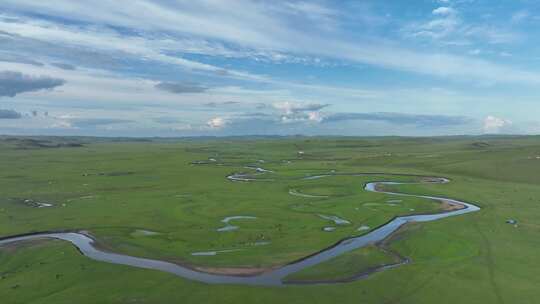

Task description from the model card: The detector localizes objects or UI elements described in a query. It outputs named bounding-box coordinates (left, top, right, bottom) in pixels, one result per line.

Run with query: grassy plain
left=1, top=135, right=540, bottom=303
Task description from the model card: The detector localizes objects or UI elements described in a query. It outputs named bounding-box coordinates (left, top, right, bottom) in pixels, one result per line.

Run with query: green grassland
left=1, top=135, right=540, bottom=303
left=283, top=245, right=402, bottom=283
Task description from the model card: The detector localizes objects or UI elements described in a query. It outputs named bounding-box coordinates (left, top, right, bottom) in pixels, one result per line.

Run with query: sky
left=0, top=0, right=539, bottom=137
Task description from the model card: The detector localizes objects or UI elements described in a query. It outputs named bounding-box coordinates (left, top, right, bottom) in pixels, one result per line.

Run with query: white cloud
left=483, top=115, right=512, bottom=133
left=1, top=1, right=538, bottom=86
left=0, top=1, right=537, bottom=137
left=272, top=102, right=329, bottom=115
left=272, top=101, right=329, bottom=123
left=282, top=1, right=339, bottom=30
left=307, top=111, right=323, bottom=122
left=432, top=7, right=456, bottom=16
left=463, top=26, right=521, bottom=44
left=273, top=101, right=296, bottom=115
left=0, top=14, right=269, bottom=82
left=207, top=117, right=227, bottom=129
left=406, top=5, right=522, bottom=46
left=0, top=61, right=286, bottom=109
left=50, top=119, right=73, bottom=129
left=405, top=6, right=460, bottom=40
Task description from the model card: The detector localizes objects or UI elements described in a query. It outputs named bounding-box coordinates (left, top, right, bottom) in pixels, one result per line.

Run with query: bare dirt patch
left=439, top=199, right=466, bottom=211
left=193, top=266, right=274, bottom=276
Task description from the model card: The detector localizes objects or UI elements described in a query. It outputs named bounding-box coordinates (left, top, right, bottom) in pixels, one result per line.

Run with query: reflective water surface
left=0, top=175, right=480, bottom=286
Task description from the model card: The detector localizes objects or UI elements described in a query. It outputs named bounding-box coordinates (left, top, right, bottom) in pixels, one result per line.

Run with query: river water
left=0, top=174, right=480, bottom=286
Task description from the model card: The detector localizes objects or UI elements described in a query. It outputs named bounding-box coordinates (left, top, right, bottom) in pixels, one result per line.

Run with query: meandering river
left=0, top=173, right=480, bottom=286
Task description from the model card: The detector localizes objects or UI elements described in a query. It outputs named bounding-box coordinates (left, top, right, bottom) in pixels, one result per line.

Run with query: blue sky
left=0, top=0, right=539, bottom=136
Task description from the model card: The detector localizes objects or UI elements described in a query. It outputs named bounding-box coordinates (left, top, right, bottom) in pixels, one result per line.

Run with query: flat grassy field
left=1, top=135, right=539, bottom=303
